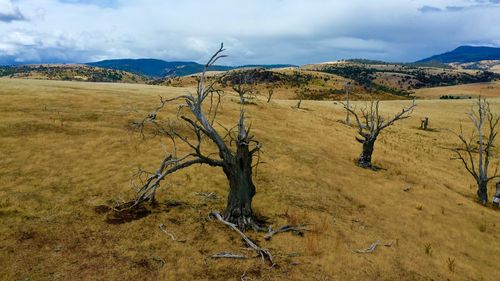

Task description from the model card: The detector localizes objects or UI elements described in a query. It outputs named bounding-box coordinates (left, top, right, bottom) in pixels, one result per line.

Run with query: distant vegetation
left=318, top=65, right=411, bottom=97
left=318, top=63, right=499, bottom=97
left=0, top=65, right=146, bottom=83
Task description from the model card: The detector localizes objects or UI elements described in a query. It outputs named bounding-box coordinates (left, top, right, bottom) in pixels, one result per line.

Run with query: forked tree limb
left=210, top=211, right=274, bottom=265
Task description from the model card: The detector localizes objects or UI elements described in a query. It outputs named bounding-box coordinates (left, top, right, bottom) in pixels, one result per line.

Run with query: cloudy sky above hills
left=0, top=0, right=499, bottom=65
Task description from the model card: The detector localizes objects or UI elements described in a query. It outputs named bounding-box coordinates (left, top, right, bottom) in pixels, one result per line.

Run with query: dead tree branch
left=210, top=211, right=274, bottom=265
left=264, top=225, right=308, bottom=240
left=211, top=252, right=249, bottom=260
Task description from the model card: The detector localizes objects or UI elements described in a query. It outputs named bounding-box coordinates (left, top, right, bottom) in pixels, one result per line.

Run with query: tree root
left=210, top=211, right=274, bottom=266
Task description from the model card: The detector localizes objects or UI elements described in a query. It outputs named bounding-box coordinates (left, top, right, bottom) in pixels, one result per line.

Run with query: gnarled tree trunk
left=358, top=139, right=375, bottom=168
left=477, top=181, right=488, bottom=205
left=223, top=142, right=257, bottom=231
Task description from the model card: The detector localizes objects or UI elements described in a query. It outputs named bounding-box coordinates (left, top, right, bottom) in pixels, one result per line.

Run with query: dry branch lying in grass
left=264, top=225, right=308, bottom=240
left=159, top=224, right=186, bottom=243
left=194, top=192, right=220, bottom=200
left=211, top=252, right=249, bottom=260
left=210, top=211, right=274, bottom=265
left=353, top=240, right=394, bottom=254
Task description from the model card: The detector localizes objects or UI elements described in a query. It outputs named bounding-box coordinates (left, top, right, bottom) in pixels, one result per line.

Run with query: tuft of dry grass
left=0, top=78, right=499, bottom=281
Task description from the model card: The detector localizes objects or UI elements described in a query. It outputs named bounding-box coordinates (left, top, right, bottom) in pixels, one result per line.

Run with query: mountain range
left=86, top=59, right=295, bottom=78
left=417, top=46, right=500, bottom=63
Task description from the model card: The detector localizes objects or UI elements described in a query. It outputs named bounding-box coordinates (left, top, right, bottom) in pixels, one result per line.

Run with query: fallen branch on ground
left=159, top=224, right=176, bottom=240
left=353, top=240, right=394, bottom=254
left=210, top=211, right=274, bottom=266
left=211, top=252, right=249, bottom=259
left=264, top=225, right=308, bottom=240
left=195, top=192, right=219, bottom=200
left=159, top=224, right=186, bottom=242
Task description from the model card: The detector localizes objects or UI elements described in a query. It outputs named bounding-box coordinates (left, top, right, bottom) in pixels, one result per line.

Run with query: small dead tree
left=266, top=87, right=274, bottom=103
left=229, top=70, right=258, bottom=104
left=420, top=117, right=429, bottom=130
left=293, top=88, right=305, bottom=109
left=344, top=82, right=351, bottom=126
left=343, top=99, right=416, bottom=169
left=449, top=98, right=499, bottom=205
left=125, top=44, right=263, bottom=231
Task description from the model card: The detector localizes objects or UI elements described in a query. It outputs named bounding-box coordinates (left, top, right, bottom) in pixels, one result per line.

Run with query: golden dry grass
left=0, top=77, right=499, bottom=281
left=414, top=81, right=500, bottom=99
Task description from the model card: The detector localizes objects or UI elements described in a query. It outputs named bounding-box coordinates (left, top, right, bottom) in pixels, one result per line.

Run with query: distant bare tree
left=125, top=44, right=263, bottom=230
left=293, top=88, right=305, bottom=109
left=266, top=86, right=274, bottom=103
left=343, top=99, right=416, bottom=169
left=449, top=98, right=499, bottom=205
left=228, top=70, right=258, bottom=104
left=344, top=82, right=351, bottom=126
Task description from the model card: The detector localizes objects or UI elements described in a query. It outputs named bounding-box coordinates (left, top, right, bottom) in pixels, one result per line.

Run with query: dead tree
left=126, top=44, right=263, bottom=231
left=293, top=88, right=305, bottom=109
left=420, top=117, right=429, bottom=130
left=229, top=70, right=258, bottom=104
left=344, top=82, right=351, bottom=126
left=266, top=87, right=274, bottom=103
left=343, top=99, right=416, bottom=169
left=449, top=98, right=499, bottom=205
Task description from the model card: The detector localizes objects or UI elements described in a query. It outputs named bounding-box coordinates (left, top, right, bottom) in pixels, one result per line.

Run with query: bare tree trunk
left=420, top=117, right=429, bottom=130
left=477, top=180, right=488, bottom=205
left=223, top=143, right=257, bottom=231
left=358, top=139, right=375, bottom=168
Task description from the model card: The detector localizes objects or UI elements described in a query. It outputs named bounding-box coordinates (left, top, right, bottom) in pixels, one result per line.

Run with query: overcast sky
left=0, top=0, right=499, bottom=65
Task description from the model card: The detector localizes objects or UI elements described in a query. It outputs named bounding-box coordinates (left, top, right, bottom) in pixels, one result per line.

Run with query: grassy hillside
left=0, top=65, right=147, bottom=83
left=307, top=62, right=499, bottom=95
left=152, top=68, right=405, bottom=100
left=414, top=81, right=500, bottom=99
left=0, top=78, right=499, bottom=281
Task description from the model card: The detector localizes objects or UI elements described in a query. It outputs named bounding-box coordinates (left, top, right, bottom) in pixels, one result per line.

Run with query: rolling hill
left=0, top=78, right=499, bottom=281
left=0, top=64, right=147, bottom=83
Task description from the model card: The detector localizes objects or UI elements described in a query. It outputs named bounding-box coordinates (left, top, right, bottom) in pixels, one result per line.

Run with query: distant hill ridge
left=418, top=46, right=500, bottom=63
left=86, top=58, right=295, bottom=78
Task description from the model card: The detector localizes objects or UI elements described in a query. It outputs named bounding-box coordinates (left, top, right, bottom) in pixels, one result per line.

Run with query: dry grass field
left=414, top=81, right=500, bottom=99
left=0, top=78, right=499, bottom=281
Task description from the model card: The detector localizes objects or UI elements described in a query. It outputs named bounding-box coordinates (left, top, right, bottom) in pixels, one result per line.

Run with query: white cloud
left=0, top=0, right=499, bottom=65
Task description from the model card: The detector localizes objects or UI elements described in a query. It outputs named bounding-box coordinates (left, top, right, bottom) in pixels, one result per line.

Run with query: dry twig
left=353, top=240, right=393, bottom=254
left=211, top=252, right=249, bottom=260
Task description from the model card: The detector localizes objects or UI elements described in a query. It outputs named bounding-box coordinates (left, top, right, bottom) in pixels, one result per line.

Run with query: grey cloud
left=0, top=7, right=25, bottom=22
left=0, top=0, right=499, bottom=65
left=419, top=5, right=442, bottom=13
